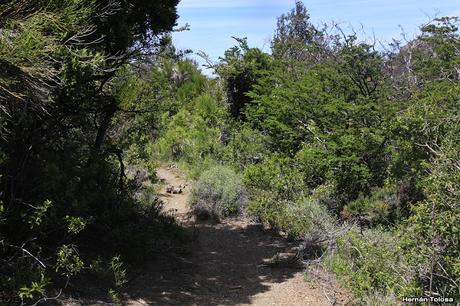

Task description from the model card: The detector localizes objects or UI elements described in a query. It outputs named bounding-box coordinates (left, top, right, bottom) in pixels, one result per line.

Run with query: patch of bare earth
left=123, top=166, right=350, bottom=306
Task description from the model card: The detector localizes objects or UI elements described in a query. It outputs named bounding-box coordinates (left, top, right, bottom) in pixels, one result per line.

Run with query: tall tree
left=272, top=1, right=326, bottom=64
left=217, top=38, right=272, bottom=118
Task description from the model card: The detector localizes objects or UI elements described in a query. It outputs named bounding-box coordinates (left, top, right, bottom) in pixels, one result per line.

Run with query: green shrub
left=222, top=126, right=269, bottom=170
left=243, top=153, right=339, bottom=251
left=190, top=166, right=246, bottom=220
left=246, top=190, right=340, bottom=260
left=310, top=182, right=340, bottom=214
left=399, top=135, right=460, bottom=300
left=294, top=145, right=328, bottom=188
left=150, top=94, right=227, bottom=178
left=358, top=291, right=398, bottom=306
left=342, top=188, right=392, bottom=226
left=281, top=198, right=337, bottom=242
left=325, top=226, right=417, bottom=300
left=243, top=154, right=305, bottom=200
left=243, top=154, right=301, bottom=227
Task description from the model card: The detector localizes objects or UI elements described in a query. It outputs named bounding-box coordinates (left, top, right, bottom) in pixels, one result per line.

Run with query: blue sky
left=172, top=0, right=460, bottom=71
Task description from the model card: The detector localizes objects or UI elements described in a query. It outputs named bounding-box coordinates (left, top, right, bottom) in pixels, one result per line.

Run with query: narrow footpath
left=125, top=166, right=349, bottom=306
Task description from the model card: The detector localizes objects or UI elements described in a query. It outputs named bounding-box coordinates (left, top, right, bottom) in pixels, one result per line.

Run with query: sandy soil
left=122, top=166, right=350, bottom=306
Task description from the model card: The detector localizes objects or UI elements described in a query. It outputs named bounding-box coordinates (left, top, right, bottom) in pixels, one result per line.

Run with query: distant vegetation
left=1, top=0, right=459, bottom=304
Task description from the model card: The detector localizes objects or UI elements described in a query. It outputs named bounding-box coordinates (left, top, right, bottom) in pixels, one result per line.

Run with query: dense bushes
left=190, top=166, right=246, bottom=221
left=222, top=126, right=270, bottom=170
left=0, top=0, right=181, bottom=303
left=242, top=153, right=341, bottom=259
left=326, top=227, right=416, bottom=300
left=150, top=93, right=227, bottom=178
left=400, top=135, right=460, bottom=299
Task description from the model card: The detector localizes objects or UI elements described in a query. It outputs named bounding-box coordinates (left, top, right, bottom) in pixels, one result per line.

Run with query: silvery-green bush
left=190, top=166, right=246, bottom=220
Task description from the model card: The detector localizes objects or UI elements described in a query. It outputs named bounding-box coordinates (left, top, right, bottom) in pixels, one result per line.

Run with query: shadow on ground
left=123, top=220, right=301, bottom=306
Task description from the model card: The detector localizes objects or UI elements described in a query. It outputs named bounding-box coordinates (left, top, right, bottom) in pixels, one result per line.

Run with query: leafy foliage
left=0, top=0, right=180, bottom=302
left=326, top=227, right=416, bottom=298
left=217, top=37, right=272, bottom=118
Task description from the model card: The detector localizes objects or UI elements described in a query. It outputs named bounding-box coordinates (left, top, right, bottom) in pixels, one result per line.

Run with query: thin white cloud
left=179, top=0, right=289, bottom=9
left=183, top=16, right=276, bottom=29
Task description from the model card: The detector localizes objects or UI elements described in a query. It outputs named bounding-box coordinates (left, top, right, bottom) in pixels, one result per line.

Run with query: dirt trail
left=124, top=166, right=349, bottom=306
